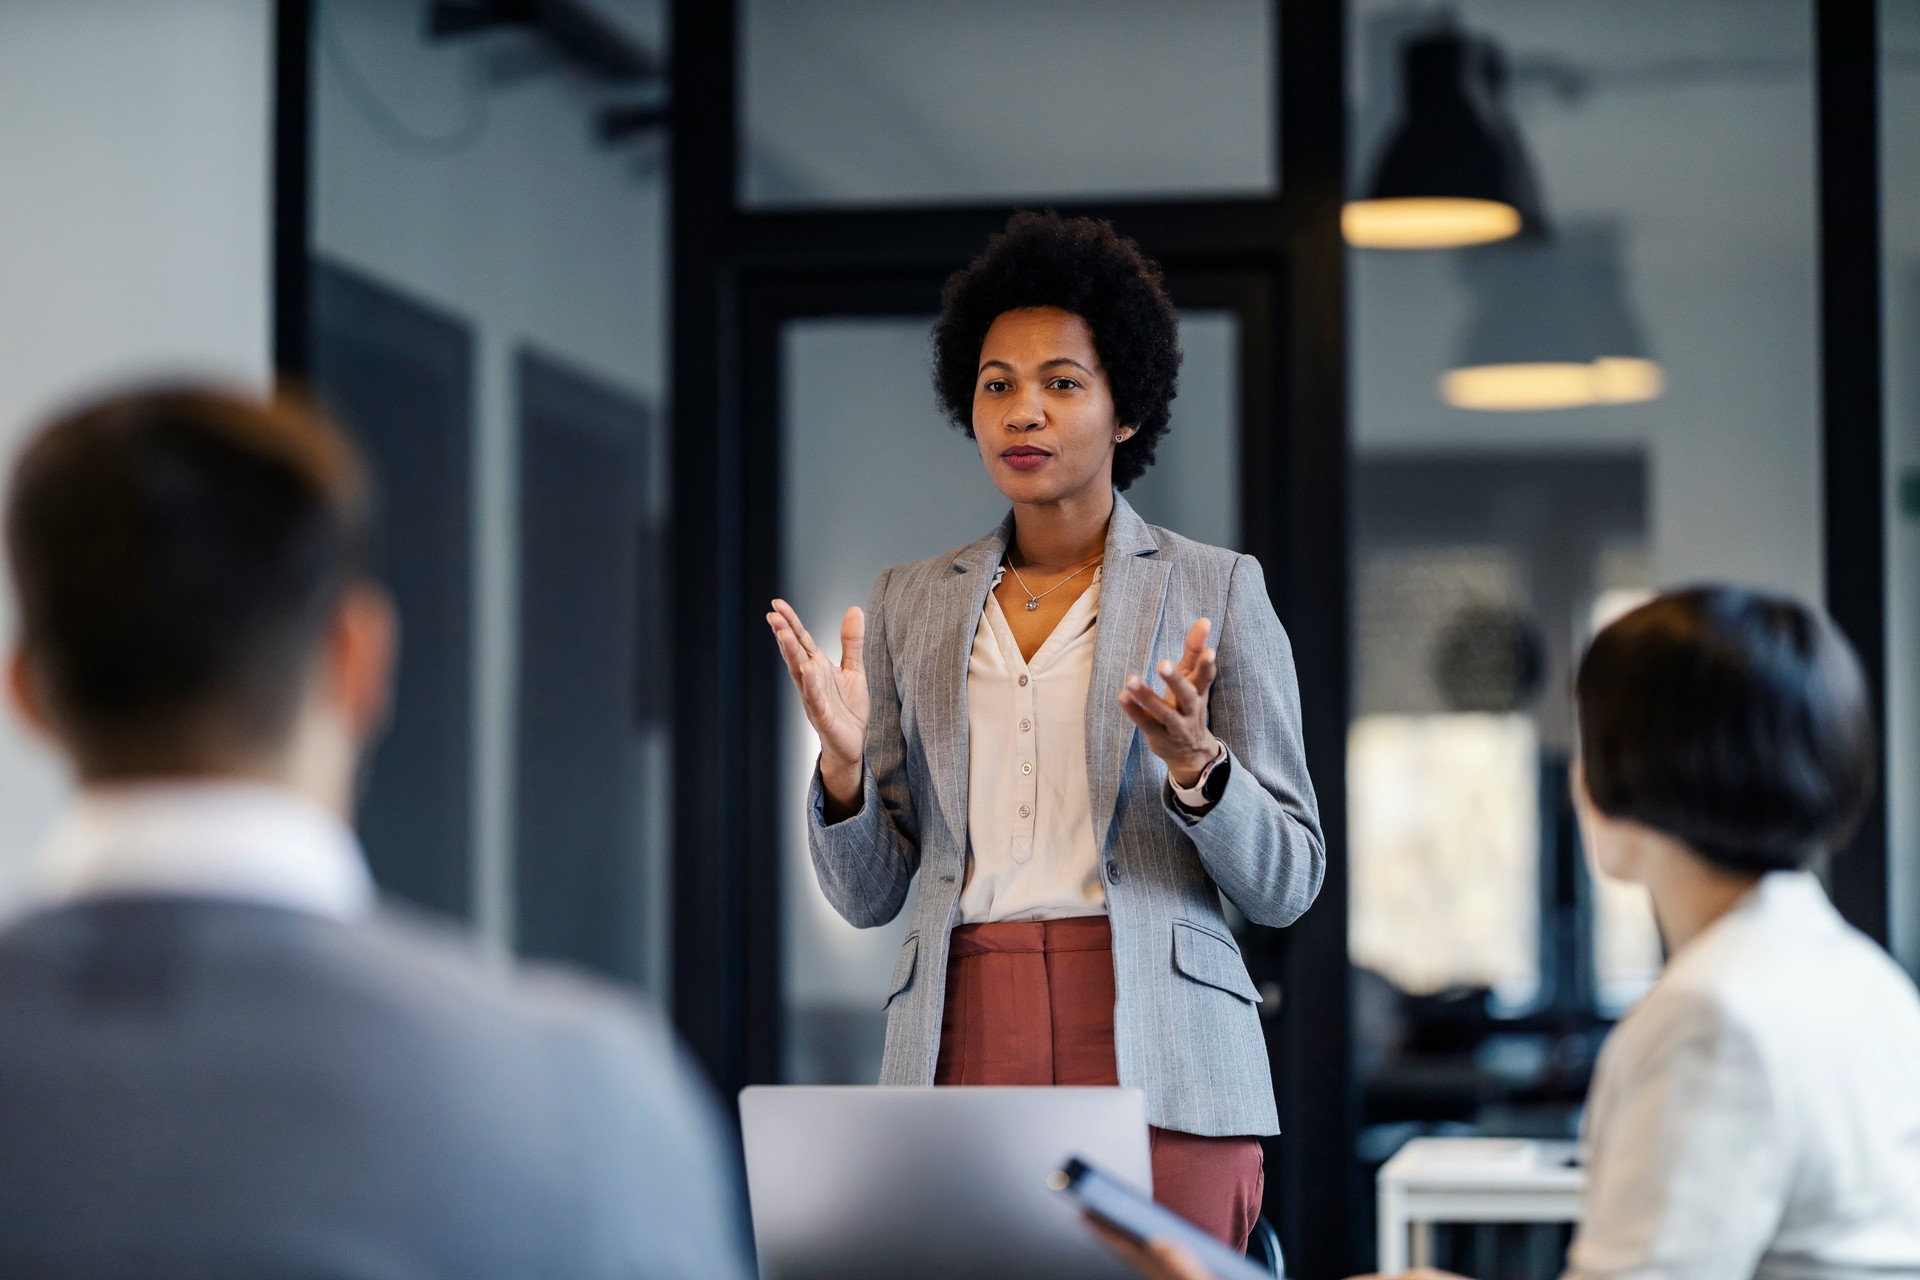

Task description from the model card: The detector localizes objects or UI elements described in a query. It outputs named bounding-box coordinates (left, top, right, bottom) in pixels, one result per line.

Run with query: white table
left=1376, top=1138, right=1587, bottom=1272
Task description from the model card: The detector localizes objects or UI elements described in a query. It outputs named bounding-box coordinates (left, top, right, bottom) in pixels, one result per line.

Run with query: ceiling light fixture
left=1345, top=28, right=1545, bottom=250
left=1442, top=223, right=1664, bottom=412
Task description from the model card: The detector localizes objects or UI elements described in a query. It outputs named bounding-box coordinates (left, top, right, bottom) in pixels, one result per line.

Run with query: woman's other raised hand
left=1117, top=617, right=1221, bottom=790
left=768, top=599, right=868, bottom=812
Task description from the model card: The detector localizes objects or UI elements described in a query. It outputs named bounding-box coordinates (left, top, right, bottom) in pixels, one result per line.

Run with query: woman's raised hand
left=1117, top=617, right=1221, bottom=790
left=768, top=599, right=869, bottom=806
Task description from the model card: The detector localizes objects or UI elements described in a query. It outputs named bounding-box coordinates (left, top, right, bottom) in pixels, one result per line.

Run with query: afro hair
left=932, top=211, right=1181, bottom=491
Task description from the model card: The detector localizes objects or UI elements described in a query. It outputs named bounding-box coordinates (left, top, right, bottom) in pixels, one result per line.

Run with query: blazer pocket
left=883, top=933, right=920, bottom=1009
left=1170, top=920, right=1262, bottom=1004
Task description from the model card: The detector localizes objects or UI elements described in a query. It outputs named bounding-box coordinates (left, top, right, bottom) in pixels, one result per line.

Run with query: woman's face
left=972, top=307, right=1131, bottom=507
left=1571, top=757, right=1644, bottom=885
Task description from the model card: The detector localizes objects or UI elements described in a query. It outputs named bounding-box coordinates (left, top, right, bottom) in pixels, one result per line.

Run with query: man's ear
left=7, top=646, right=56, bottom=742
left=325, top=585, right=398, bottom=744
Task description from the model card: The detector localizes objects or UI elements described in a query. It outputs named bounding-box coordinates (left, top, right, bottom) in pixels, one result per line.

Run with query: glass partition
left=309, top=0, right=672, bottom=988
left=1348, top=0, right=1822, bottom=1263
left=740, top=0, right=1277, bottom=208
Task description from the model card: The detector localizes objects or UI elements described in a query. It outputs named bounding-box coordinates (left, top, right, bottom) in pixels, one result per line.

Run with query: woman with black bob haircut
left=1119, top=587, right=1920, bottom=1280
left=1556, top=589, right=1920, bottom=1277
left=768, top=211, right=1325, bottom=1249
left=1576, top=586, right=1876, bottom=875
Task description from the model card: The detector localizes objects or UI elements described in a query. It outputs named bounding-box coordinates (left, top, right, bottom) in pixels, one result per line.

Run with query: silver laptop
left=740, top=1085, right=1153, bottom=1280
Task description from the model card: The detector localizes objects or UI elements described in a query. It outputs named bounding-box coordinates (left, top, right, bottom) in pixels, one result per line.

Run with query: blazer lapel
left=921, top=513, right=1012, bottom=855
left=1087, top=494, right=1171, bottom=858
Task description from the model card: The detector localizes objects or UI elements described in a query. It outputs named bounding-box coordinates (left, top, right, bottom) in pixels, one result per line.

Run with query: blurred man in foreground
left=0, top=386, right=751, bottom=1279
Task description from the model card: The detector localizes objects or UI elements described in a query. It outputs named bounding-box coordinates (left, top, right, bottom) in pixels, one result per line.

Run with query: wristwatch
left=1169, top=740, right=1230, bottom=815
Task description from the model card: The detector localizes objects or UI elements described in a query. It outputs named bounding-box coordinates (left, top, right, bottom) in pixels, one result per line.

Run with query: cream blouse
left=959, top=566, right=1107, bottom=923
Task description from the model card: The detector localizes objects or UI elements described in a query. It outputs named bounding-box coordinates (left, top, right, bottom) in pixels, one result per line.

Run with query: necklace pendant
left=1025, top=599, right=1040, bottom=612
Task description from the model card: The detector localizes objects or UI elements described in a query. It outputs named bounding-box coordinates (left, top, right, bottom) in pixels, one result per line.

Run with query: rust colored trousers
left=934, top=916, right=1265, bottom=1251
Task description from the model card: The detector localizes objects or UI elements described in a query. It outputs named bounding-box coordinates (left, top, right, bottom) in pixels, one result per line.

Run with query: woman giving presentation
left=768, top=211, right=1324, bottom=1249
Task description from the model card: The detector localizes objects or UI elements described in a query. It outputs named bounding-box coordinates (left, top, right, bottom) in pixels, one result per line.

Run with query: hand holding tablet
left=1056, top=1156, right=1280, bottom=1280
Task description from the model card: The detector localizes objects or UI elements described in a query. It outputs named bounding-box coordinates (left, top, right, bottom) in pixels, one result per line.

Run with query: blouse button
left=1019, top=804, right=1032, bottom=819
left=1020, top=719, right=1031, bottom=732
left=1021, top=762, right=1033, bottom=776
left=1018, top=674, right=1029, bottom=687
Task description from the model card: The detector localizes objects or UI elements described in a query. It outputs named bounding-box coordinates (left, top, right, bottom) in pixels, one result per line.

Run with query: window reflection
left=1348, top=2, right=1823, bottom=1265
left=1349, top=713, right=1541, bottom=1005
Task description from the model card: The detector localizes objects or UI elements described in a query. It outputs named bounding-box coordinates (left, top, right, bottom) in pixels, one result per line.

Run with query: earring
left=1115, top=431, right=1128, bottom=442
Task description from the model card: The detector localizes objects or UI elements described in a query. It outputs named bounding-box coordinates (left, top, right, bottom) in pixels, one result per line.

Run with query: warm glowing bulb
left=1442, top=359, right=1666, bottom=411
left=1342, top=198, right=1523, bottom=249
left=1590, top=357, right=1664, bottom=404
left=1443, top=363, right=1596, bottom=410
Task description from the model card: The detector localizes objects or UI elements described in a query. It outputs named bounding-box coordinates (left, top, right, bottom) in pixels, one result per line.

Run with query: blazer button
left=1106, top=861, right=1120, bottom=885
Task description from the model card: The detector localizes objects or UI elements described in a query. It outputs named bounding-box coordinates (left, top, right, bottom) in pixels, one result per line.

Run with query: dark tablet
left=1053, top=1155, right=1279, bottom=1280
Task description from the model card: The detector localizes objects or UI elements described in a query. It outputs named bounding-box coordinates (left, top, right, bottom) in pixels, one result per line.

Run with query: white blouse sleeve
left=1564, top=993, right=1790, bottom=1280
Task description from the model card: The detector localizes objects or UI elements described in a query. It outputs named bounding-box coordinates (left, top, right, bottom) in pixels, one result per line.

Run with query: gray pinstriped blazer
left=805, top=493, right=1324, bottom=1137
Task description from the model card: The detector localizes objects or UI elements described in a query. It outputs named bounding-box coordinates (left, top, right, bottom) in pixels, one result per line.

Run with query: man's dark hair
left=1575, top=586, right=1874, bottom=875
left=6, top=385, right=373, bottom=774
left=932, top=210, right=1181, bottom=491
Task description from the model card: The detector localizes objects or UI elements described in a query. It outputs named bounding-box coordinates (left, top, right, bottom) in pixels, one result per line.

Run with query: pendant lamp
left=1345, top=29, right=1545, bottom=250
left=1442, top=222, right=1664, bottom=411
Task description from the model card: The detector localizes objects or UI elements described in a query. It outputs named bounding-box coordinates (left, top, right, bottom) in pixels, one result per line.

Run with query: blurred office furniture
left=1349, top=452, right=1650, bottom=1263
left=1246, top=1215, right=1286, bottom=1276
left=1376, top=1138, right=1585, bottom=1272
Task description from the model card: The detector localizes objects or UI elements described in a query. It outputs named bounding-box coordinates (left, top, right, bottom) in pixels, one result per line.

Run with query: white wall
left=311, top=0, right=668, bottom=973
left=0, top=0, right=274, bottom=906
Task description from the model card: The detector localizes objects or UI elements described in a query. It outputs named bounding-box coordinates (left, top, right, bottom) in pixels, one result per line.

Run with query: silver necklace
left=1005, top=553, right=1103, bottom=612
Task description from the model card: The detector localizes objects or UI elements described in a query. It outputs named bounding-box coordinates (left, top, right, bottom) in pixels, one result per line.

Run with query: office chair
left=1246, top=1214, right=1285, bottom=1276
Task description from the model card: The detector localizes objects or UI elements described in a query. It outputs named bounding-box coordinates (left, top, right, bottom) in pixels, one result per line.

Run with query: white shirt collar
left=28, top=780, right=375, bottom=920
left=1731, top=868, right=1835, bottom=926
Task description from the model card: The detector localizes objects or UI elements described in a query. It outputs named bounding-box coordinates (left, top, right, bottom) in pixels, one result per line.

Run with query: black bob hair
left=1575, top=586, right=1875, bottom=876
left=932, top=210, right=1181, bottom=491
